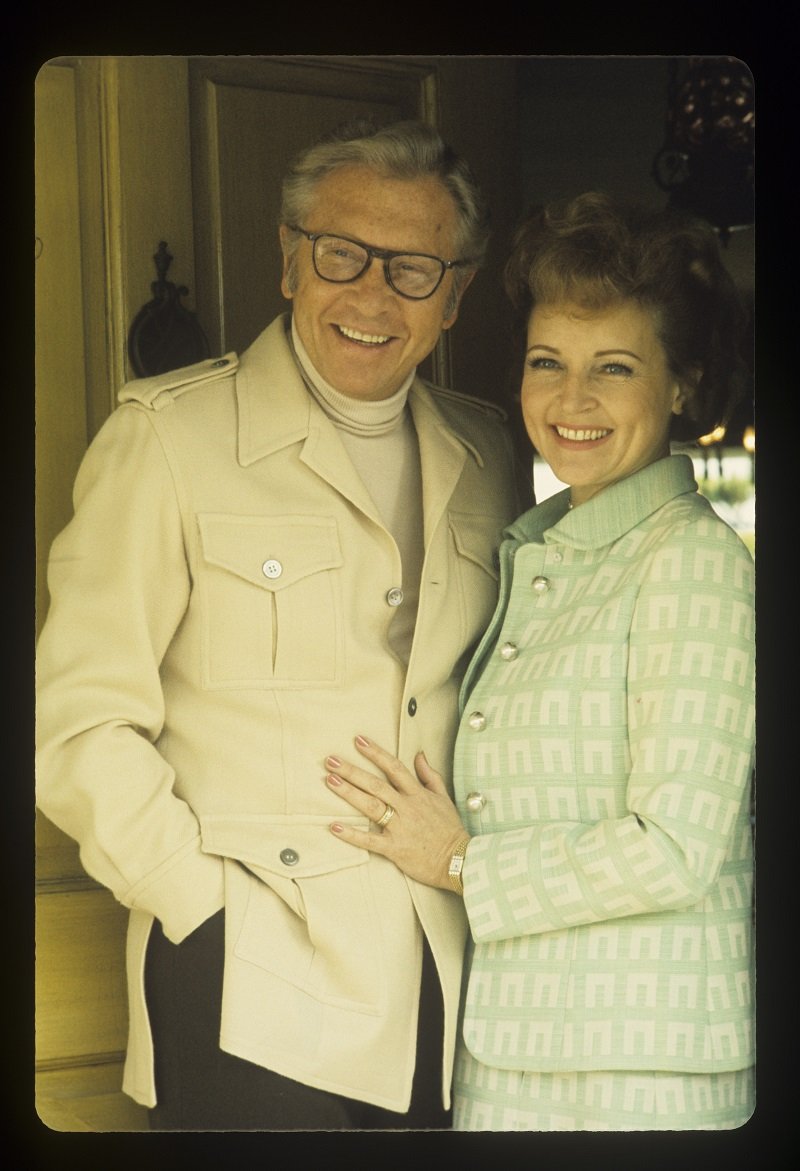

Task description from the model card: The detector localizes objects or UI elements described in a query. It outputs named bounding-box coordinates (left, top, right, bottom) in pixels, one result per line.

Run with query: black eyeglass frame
left=288, top=224, right=471, bottom=301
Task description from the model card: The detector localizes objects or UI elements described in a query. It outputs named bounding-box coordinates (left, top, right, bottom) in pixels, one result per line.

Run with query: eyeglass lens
left=313, top=235, right=444, bottom=298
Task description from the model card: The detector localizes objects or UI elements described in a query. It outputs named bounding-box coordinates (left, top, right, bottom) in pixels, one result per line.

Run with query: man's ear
left=279, top=225, right=296, bottom=300
left=441, top=269, right=476, bottom=331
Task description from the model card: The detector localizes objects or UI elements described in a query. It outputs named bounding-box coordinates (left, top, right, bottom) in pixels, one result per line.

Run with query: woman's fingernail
left=326, top=774, right=343, bottom=787
left=326, top=755, right=342, bottom=768
left=355, top=735, right=370, bottom=748
left=331, top=823, right=344, bottom=834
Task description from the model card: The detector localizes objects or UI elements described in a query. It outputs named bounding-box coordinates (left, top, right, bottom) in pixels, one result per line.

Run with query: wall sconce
left=696, top=424, right=727, bottom=479
left=697, top=425, right=727, bottom=447
left=742, top=425, right=755, bottom=482
left=652, top=56, right=754, bottom=243
left=128, top=241, right=210, bottom=377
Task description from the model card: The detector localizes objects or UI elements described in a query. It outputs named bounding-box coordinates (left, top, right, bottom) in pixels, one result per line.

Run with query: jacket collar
left=506, top=454, right=699, bottom=550
left=237, top=316, right=483, bottom=461
left=236, top=316, right=314, bottom=465
left=235, top=315, right=479, bottom=539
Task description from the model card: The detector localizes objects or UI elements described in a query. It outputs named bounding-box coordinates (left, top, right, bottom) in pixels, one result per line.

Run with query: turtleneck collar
left=289, top=317, right=414, bottom=437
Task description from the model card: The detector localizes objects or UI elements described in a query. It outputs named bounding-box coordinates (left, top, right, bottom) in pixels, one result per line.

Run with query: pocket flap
left=197, top=514, right=342, bottom=590
left=449, top=511, right=503, bottom=577
left=200, top=813, right=369, bottom=877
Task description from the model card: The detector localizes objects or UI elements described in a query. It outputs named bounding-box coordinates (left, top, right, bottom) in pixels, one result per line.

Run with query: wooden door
left=34, top=60, right=151, bottom=1132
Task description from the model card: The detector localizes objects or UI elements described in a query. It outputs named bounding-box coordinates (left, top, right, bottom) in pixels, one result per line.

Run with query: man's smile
left=336, top=324, right=392, bottom=346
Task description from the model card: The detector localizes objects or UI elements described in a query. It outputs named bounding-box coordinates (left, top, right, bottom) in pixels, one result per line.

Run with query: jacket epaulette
left=425, top=382, right=508, bottom=423
left=118, top=353, right=239, bottom=410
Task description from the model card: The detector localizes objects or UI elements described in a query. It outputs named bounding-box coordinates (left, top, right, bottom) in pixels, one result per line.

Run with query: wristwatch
left=447, top=837, right=471, bottom=895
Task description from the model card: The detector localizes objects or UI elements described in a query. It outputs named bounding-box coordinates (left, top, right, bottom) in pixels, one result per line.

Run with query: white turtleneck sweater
left=290, top=320, right=424, bottom=666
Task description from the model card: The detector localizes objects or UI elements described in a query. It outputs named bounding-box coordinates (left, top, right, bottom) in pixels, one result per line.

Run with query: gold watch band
left=447, top=837, right=471, bottom=895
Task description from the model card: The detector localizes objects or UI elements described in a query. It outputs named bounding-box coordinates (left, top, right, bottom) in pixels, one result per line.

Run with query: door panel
left=36, top=889, right=131, bottom=1065
left=189, top=56, right=434, bottom=360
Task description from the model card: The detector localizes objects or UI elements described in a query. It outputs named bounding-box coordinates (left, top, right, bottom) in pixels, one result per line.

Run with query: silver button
left=279, top=848, right=299, bottom=866
left=262, top=559, right=283, bottom=579
left=499, top=642, right=518, bottom=660
left=465, top=791, right=486, bottom=812
left=467, top=711, right=486, bottom=731
left=212, top=358, right=229, bottom=368
left=386, top=587, right=404, bottom=607
left=532, top=575, right=551, bottom=594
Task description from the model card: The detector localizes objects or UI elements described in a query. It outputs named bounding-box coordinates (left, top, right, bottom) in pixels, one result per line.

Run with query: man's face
left=280, top=165, right=471, bottom=401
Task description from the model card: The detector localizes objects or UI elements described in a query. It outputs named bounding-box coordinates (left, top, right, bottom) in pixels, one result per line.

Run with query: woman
left=324, top=192, right=755, bottom=1130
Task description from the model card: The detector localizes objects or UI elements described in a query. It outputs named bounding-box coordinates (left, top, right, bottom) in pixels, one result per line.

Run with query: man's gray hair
left=280, top=118, right=489, bottom=313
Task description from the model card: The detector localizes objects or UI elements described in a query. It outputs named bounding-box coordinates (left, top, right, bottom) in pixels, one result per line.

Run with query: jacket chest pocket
left=448, top=511, right=503, bottom=647
left=197, top=513, right=343, bottom=688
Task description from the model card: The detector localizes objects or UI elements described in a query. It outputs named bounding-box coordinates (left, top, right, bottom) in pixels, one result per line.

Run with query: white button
left=262, top=559, right=283, bottom=579
left=465, top=791, right=486, bottom=812
left=500, top=642, right=518, bottom=660
left=386, top=588, right=404, bottom=607
left=552, top=550, right=563, bottom=563
left=467, top=711, right=486, bottom=731
left=531, top=575, right=550, bottom=594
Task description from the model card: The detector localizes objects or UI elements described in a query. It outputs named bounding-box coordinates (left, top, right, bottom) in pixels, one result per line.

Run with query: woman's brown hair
left=504, top=192, right=748, bottom=441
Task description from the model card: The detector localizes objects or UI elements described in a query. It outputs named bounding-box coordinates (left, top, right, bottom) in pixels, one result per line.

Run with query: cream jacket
left=36, top=316, right=520, bottom=1111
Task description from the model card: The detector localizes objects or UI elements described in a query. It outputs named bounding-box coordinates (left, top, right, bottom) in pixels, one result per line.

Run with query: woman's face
left=521, top=299, right=686, bottom=506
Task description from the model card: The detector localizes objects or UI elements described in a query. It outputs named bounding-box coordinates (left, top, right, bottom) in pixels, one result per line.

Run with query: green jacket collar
left=506, top=455, right=699, bottom=550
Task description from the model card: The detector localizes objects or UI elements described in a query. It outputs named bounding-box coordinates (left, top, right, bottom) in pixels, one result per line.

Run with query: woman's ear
left=673, top=367, right=703, bottom=418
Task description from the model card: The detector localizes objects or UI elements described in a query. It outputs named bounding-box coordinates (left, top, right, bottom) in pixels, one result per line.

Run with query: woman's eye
left=527, top=356, right=559, bottom=370
left=602, top=362, right=634, bottom=376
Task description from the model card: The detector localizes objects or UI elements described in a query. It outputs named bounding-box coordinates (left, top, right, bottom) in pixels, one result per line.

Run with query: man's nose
left=350, top=257, right=396, bottom=303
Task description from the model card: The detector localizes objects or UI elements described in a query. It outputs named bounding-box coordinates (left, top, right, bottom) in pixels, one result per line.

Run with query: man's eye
left=394, top=258, right=437, bottom=278
left=329, top=244, right=361, bottom=261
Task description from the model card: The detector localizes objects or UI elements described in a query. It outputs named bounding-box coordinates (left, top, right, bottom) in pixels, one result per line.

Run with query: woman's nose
left=559, top=371, right=595, bottom=410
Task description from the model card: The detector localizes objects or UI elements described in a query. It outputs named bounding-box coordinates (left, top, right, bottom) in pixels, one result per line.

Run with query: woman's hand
left=325, top=736, right=468, bottom=891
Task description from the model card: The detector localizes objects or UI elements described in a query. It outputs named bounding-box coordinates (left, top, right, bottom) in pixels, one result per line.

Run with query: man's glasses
left=288, top=226, right=471, bottom=301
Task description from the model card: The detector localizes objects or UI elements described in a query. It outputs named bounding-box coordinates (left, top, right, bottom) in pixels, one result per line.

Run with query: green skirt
left=453, top=1045, right=754, bottom=1131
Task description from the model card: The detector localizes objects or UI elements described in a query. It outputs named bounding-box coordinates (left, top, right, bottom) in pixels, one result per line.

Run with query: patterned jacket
left=454, top=455, right=755, bottom=1074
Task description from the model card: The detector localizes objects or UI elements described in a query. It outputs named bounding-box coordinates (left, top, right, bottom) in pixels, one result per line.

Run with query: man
left=36, top=119, right=521, bottom=1131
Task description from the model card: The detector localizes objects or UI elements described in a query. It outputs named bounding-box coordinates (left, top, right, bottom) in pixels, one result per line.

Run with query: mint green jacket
left=455, top=455, right=755, bottom=1074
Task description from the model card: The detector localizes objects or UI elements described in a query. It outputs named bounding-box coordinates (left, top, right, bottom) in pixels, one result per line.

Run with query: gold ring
left=375, top=803, right=395, bottom=828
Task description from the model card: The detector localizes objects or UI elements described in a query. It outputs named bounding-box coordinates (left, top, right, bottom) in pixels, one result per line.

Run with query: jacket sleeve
left=463, top=516, right=755, bottom=942
left=36, top=403, right=225, bottom=942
